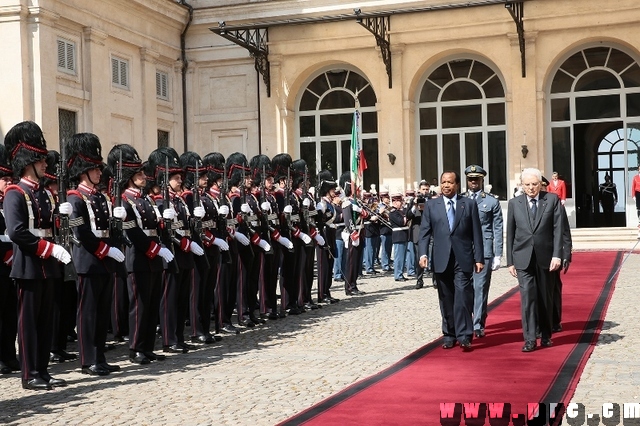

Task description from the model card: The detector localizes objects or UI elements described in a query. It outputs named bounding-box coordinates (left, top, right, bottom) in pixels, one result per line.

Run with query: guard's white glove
left=257, top=239, right=271, bottom=252
left=107, top=247, right=125, bottom=262
left=217, top=205, right=229, bottom=216
left=352, top=203, right=362, bottom=213
left=277, top=236, right=293, bottom=250
left=341, top=232, right=349, bottom=246
left=158, top=247, right=174, bottom=263
left=314, top=234, right=325, bottom=246
left=283, top=205, right=293, bottom=214
left=260, top=201, right=271, bottom=212
left=162, top=208, right=176, bottom=220
left=298, top=231, right=312, bottom=245
left=316, top=201, right=326, bottom=213
left=351, top=237, right=360, bottom=247
left=113, top=206, right=127, bottom=220
left=51, top=244, right=72, bottom=264
left=190, top=241, right=204, bottom=256
left=241, top=203, right=252, bottom=214
left=302, top=198, right=311, bottom=207
left=492, top=256, right=501, bottom=271
left=193, top=205, right=206, bottom=218
left=213, top=237, right=229, bottom=251
left=234, top=231, right=250, bottom=246
left=59, top=202, right=73, bottom=216
left=370, top=215, right=378, bottom=221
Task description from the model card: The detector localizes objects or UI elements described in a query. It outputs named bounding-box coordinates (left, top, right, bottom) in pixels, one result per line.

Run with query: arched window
left=416, top=58, right=507, bottom=199
left=297, top=69, right=378, bottom=188
left=549, top=46, right=640, bottom=227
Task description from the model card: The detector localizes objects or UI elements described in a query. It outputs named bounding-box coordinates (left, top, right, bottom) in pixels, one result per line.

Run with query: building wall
left=0, top=0, right=186, bottom=159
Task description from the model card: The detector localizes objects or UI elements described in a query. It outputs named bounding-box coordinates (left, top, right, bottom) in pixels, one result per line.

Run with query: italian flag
left=350, top=99, right=367, bottom=194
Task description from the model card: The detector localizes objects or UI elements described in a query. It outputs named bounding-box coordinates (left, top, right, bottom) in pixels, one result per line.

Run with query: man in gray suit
left=506, top=168, right=563, bottom=352
left=464, top=165, right=503, bottom=338
left=418, top=171, right=484, bottom=351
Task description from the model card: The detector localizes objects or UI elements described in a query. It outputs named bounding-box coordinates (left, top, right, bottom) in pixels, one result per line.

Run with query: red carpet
left=280, top=251, right=622, bottom=426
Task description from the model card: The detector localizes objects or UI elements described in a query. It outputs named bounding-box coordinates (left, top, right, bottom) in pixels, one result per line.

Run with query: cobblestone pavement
left=0, top=249, right=638, bottom=425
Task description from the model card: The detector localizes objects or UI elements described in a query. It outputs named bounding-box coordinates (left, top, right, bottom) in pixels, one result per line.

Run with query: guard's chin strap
left=88, top=173, right=100, bottom=187
left=31, top=163, right=39, bottom=181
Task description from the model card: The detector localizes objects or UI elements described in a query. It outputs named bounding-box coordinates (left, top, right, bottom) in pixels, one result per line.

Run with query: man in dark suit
left=418, top=171, right=484, bottom=351
left=506, top=168, right=563, bottom=352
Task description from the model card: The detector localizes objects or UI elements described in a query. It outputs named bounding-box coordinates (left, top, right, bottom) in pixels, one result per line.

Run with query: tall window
left=158, top=130, right=169, bottom=148
left=548, top=46, right=640, bottom=227
left=111, top=56, right=129, bottom=90
left=58, top=109, right=77, bottom=145
left=156, top=71, right=169, bottom=100
left=297, top=69, right=378, bottom=188
left=57, top=39, right=76, bottom=74
left=417, top=58, right=507, bottom=199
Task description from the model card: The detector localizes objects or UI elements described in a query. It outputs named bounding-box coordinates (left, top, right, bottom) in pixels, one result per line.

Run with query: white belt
left=355, top=225, right=364, bottom=230
left=326, top=223, right=336, bottom=229
left=92, top=230, right=110, bottom=238
left=392, top=226, right=409, bottom=231
left=142, top=229, right=158, bottom=237
left=176, top=229, right=191, bottom=237
left=29, top=229, right=53, bottom=238
left=202, top=220, right=216, bottom=229
left=0, top=235, right=11, bottom=242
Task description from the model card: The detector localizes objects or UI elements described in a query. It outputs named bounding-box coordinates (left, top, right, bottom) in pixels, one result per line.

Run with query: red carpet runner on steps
left=280, top=251, right=622, bottom=426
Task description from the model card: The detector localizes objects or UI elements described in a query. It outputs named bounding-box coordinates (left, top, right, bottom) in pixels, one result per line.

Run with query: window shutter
left=111, top=58, right=119, bottom=85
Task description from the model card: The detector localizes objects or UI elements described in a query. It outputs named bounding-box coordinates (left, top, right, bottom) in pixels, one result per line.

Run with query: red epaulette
left=152, top=194, right=163, bottom=201
left=4, top=184, right=24, bottom=195
left=229, top=193, right=240, bottom=199
left=67, top=189, right=83, bottom=198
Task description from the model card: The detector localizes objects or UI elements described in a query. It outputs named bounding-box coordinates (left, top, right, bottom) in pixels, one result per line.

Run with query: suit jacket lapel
left=519, top=195, right=534, bottom=232
left=451, top=196, right=463, bottom=233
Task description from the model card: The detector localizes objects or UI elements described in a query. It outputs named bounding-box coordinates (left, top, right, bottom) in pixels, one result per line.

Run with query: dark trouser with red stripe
left=0, top=280, right=18, bottom=365
left=304, top=245, right=315, bottom=304
left=294, top=239, right=308, bottom=307
left=111, top=272, right=129, bottom=339
left=194, top=250, right=216, bottom=336
left=345, top=235, right=363, bottom=293
left=316, top=245, right=333, bottom=300
left=51, top=278, right=77, bottom=353
left=216, top=246, right=234, bottom=328
left=261, top=245, right=280, bottom=315
left=249, top=249, right=266, bottom=317
left=236, top=244, right=253, bottom=323
left=280, top=243, right=298, bottom=312
left=77, top=273, right=114, bottom=366
left=160, top=267, right=193, bottom=346
left=16, top=278, right=55, bottom=381
left=127, top=270, right=162, bottom=353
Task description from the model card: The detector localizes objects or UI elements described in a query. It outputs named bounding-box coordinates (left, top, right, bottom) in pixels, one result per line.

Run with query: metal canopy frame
left=505, top=1, right=526, bottom=77
left=209, top=0, right=527, bottom=96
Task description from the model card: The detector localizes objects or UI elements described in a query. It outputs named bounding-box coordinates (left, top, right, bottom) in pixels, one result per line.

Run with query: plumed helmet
left=106, top=144, right=144, bottom=191
left=0, top=144, right=13, bottom=179
left=317, top=170, right=337, bottom=196
left=291, top=159, right=307, bottom=189
left=147, top=147, right=183, bottom=187
left=225, top=152, right=249, bottom=188
left=271, top=153, right=292, bottom=182
left=202, top=152, right=225, bottom=186
left=67, top=133, right=104, bottom=183
left=249, top=154, right=271, bottom=187
left=4, top=121, right=48, bottom=178
left=179, top=151, right=204, bottom=191
left=339, top=171, right=353, bottom=197
left=43, top=150, right=59, bottom=187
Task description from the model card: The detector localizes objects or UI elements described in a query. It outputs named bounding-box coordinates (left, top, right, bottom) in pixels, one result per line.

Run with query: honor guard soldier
left=377, top=187, right=393, bottom=273
left=202, top=152, right=238, bottom=334
left=272, top=153, right=303, bottom=315
left=180, top=151, right=225, bottom=344
left=149, top=147, right=205, bottom=353
left=315, top=170, right=340, bottom=304
left=339, top=171, right=369, bottom=296
left=464, top=165, right=503, bottom=338
left=67, top=133, right=125, bottom=376
left=389, top=192, right=410, bottom=282
left=42, top=150, right=78, bottom=364
left=0, top=144, right=20, bottom=375
left=109, top=144, right=173, bottom=364
left=405, top=181, right=430, bottom=289
left=4, top=121, right=72, bottom=390
left=249, top=155, right=280, bottom=320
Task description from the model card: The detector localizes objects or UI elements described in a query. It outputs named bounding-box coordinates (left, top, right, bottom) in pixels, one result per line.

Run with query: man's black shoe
left=162, top=345, right=187, bottom=354
left=552, top=324, right=562, bottom=333
left=334, top=277, right=344, bottom=282
left=50, top=350, right=77, bottom=363
left=395, top=277, right=407, bottom=282
left=267, top=312, right=279, bottom=320
left=541, top=338, right=553, bottom=348
left=97, top=362, right=121, bottom=372
left=221, top=324, right=240, bottom=334
left=0, top=362, right=12, bottom=374
left=522, top=341, right=536, bottom=352
left=250, top=315, right=266, bottom=324
left=474, top=329, right=485, bottom=338
left=460, top=340, right=472, bottom=352
left=22, top=378, right=52, bottom=391
left=238, top=319, right=255, bottom=327
left=81, top=365, right=110, bottom=376
left=287, top=307, right=301, bottom=315
left=304, top=303, right=320, bottom=310
left=415, top=280, right=424, bottom=289
left=191, top=335, right=214, bottom=344
left=442, top=341, right=455, bottom=349
left=144, top=351, right=166, bottom=361
left=42, top=374, right=67, bottom=387
left=130, top=352, right=151, bottom=364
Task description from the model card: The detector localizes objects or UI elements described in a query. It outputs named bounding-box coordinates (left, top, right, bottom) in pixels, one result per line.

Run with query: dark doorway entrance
left=574, top=122, right=627, bottom=228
